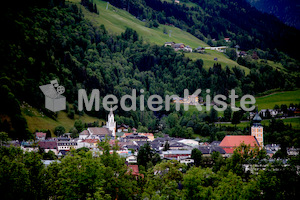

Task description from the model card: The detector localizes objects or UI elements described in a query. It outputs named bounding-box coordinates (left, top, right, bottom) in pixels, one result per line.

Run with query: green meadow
left=22, top=105, right=104, bottom=135
left=244, top=89, right=300, bottom=110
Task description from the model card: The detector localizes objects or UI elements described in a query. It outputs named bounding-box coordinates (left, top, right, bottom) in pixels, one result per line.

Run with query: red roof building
left=128, top=165, right=144, bottom=178
left=219, top=135, right=260, bottom=154
left=35, top=132, right=46, bottom=140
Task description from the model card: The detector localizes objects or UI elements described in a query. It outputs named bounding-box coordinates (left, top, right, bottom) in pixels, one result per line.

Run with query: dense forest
left=0, top=0, right=299, bottom=140
left=246, top=0, right=300, bottom=30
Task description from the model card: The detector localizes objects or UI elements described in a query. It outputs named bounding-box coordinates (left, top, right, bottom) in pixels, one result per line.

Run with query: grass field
left=68, top=0, right=245, bottom=72
left=22, top=104, right=104, bottom=135
left=245, top=89, right=300, bottom=110
left=186, top=51, right=250, bottom=74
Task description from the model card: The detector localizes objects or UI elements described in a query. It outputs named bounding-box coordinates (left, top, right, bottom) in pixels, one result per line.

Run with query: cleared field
left=22, top=105, right=104, bottom=135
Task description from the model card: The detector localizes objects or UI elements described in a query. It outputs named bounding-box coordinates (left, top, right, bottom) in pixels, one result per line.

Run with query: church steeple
left=251, top=113, right=263, bottom=147
left=106, top=106, right=116, bottom=137
left=252, top=113, right=262, bottom=126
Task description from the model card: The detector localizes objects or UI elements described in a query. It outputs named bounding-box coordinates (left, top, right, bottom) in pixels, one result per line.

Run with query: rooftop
left=219, top=135, right=259, bottom=148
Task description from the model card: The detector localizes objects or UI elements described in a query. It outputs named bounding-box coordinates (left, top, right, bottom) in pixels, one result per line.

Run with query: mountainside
left=72, top=0, right=249, bottom=73
left=0, top=0, right=299, bottom=139
left=109, top=0, right=300, bottom=59
left=246, top=0, right=300, bottom=30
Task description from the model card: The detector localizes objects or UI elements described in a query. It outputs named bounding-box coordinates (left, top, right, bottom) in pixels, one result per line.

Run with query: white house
left=79, top=130, right=89, bottom=140
left=177, top=139, right=199, bottom=147
left=183, top=46, right=193, bottom=52
left=57, top=140, right=77, bottom=151
left=179, top=158, right=194, bottom=165
left=126, top=155, right=137, bottom=164
left=77, top=139, right=99, bottom=149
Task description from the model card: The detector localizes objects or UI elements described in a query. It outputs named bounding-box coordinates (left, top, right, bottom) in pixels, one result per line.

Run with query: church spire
left=109, top=106, right=113, bottom=117
left=106, top=106, right=116, bottom=137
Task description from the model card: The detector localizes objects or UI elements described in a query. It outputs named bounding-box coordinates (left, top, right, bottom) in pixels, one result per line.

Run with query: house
left=183, top=46, right=192, bottom=52
left=57, top=140, right=78, bottom=151
left=164, top=42, right=175, bottom=47
left=117, top=124, right=129, bottom=132
left=174, top=0, right=180, bottom=4
left=162, top=150, right=192, bottom=160
left=205, top=46, right=227, bottom=52
left=224, top=38, right=230, bottom=42
left=122, top=132, right=134, bottom=138
left=169, top=141, right=191, bottom=150
left=79, top=130, right=89, bottom=140
left=195, top=46, right=205, bottom=53
left=197, top=145, right=226, bottom=156
left=21, top=141, right=39, bottom=152
left=210, top=141, right=221, bottom=146
left=139, top=133, right=154, bottom=141
left=35, top=132, right=46, bottom=140
left=57, top=136, right=70, bottom=141
left=124, top=134, right=148, bottom=142
left=239, top=51, right=247, bottom=57
left=173, top=43, right=185, bottom=50
left=126, top=155, right=137, bottom=164
left=264, top=144, right=280, bottom=153
left=219, top=135, right=260, bottom=154
left=177, top=139, right=199, bottom=147
left=116, top=132, right=125, bottom=137
left=259, top=109, right=278, bottom=118
left=78, top=139, right=99, bottom=149
left=38, top=140, right=58, bottom=154
left=179, top=158, right=194, bottom=165
left=87, top=127, right=113, bottom=140
left=128, top=165, right=143, bottom=178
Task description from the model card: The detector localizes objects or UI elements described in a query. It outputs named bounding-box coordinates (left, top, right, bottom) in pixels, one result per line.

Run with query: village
left=6, top=107, right=299, bottom=175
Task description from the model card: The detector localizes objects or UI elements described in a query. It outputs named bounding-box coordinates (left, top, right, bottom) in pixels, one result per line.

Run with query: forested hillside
left=109, top=0, right=300, bottom=59
left=0, top=0, right=299, bottom=139
left=246, top=0, right=300, bottom=30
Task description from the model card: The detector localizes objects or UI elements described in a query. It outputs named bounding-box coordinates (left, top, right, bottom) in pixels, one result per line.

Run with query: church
left=79, top=107, right=116, bottom=140
left=251, top=113, right=264, bottom=147
left=105, top=107, right=116, bottom=137
left=219, top=113, right=264, bottom=154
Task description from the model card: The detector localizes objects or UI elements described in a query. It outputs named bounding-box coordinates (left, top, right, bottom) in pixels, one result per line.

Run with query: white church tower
left=106, top=107, right=116, bottom=137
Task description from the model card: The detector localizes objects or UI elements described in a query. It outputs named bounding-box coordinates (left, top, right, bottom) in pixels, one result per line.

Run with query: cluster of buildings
left=163, top=42, right=229, bottom=55
left=7, top=109, right=298, bottom=169
left=164, top=42, right=193, bottom=52
left=172, top=95, right=201, bottom=105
